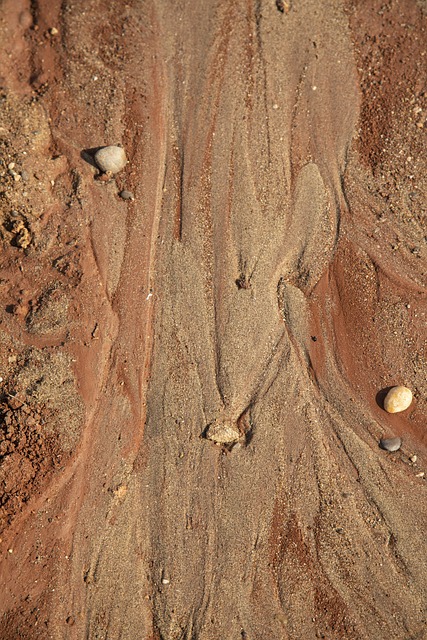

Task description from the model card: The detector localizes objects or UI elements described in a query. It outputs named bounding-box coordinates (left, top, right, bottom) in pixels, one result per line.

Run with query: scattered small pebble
left=8, top=163, right=21, bottom=181
left=94, top=146, right=127, bottom=174
left=415, top=471, right=425, bottom=478
left=410, top=455, right=417, bottom=463
left=20, top=170, right=29, bottom=181
left=379, top=436, right=402, bottom=452
left=161, top=578, right=170, bottom=585
left=383, top=386, right=412, bottom=413
left=95, top=170, right=113, bottom=183
left=119, top=190, right=134, bottom=201
left=49, top=27, right=59, bottom=35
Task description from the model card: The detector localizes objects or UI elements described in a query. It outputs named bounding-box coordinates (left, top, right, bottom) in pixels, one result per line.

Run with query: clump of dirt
left=0, top=393, right=60, bottom=534
left=26, top=282, right=69, bottom=335
left=52, top=250, right=82, bottom=282
left=12, top=348, right=84, bottom=451
left=347, top=0, right=427, bottom=233
left=0, top=90, right=80, bottom=258
left=0, top=346, right=84, bottom=533
left=0, top=92, right=49, bottom=247
left=348, top=1, right=427, bottom=169
left=0, top=58, right=91, bottom=545
left=1, top=215, right=32, bottom=250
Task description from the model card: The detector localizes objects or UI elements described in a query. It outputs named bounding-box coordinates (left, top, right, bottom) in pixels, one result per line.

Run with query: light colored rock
left=205, top=419, right=240, bottom=445
left=383, top=386, right=412, bottom=413
left=119, top=190, right=134, bottom=200
left=94, top=146, right=127, bottom=174
left=379, top=437, right=402, bottom=452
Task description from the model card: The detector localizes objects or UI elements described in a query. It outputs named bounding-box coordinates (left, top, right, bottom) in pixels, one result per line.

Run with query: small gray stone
left=94, top=145, right=127, bottom=174
left=20, top=170, right=29, bottom=182
left=119, top=190, right=134, bottom=200
left=380, top=437, right=402, bottom=452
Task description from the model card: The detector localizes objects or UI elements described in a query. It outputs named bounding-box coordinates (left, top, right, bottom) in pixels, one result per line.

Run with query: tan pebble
left=415, top=472, right=425, bottom=478
left=205, top=418, right=240, bottom=445
left=410, top=455, right=417, bottom=463
left=383, top=386, right=412, bottom=413
left=94, top=146, right=127, bottom=174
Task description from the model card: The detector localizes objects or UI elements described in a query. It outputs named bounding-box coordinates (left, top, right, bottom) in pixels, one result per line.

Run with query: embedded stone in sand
left=94, top=145, right=127, bottom=174
left=205, top=419, right=240, bottom=445
left=383, top=386, right=413, bottom=413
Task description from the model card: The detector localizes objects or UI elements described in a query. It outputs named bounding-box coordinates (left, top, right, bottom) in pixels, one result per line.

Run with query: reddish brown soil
left=0, top=1, right=426, bottom=639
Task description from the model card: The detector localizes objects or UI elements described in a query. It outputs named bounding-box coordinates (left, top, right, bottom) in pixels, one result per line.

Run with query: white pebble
left=94, top=146, right=127, bottom=174
left=383, top=386, right=412, bottom=413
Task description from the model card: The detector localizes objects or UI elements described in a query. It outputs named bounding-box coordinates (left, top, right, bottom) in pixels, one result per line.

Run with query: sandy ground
left=0, top=0, right=426, bottom=638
